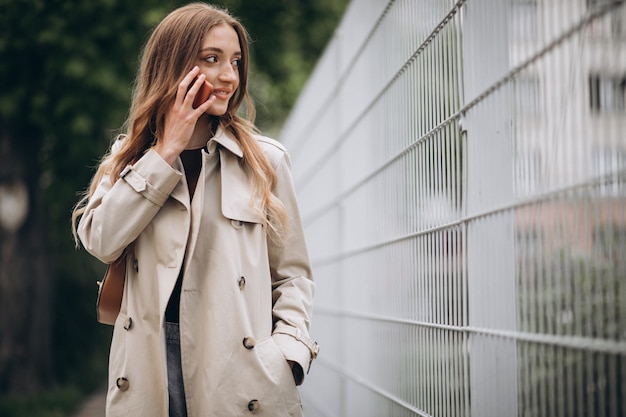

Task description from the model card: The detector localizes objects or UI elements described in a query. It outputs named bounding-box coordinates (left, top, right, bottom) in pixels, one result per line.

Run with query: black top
left=165, top=147, right=203, bottom=323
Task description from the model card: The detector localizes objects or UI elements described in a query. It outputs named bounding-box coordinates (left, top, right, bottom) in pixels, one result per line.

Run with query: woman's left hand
left=287, top=360, right=303, bottom=384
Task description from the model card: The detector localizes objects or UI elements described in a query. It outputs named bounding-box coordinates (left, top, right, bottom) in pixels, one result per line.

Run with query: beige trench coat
left=78, top=129, right=317, bottom=417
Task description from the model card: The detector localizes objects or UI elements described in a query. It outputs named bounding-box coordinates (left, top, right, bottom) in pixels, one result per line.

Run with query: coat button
left=116, top=377, right=129, bottom=391
left=242, top=336, right=256, bottom=349
left=238, top=276, right=246, bottom=290
left=247, top=399, right=261, bottom=413
left=132, top=258, right=139, bottom=272
left=123, top=317, right=133, bottom=330
left=231, top=219, right=243, bottom=229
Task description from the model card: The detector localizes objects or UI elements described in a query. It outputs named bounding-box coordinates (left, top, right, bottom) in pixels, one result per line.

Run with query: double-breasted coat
left=78, top=128, right=317, bottom=416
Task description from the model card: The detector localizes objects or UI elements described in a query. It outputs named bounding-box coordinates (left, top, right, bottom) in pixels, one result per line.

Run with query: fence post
left=462, top=0, right=518, bottom=416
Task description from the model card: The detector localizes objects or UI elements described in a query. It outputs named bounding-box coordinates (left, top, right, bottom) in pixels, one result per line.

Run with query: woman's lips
left=212, top=89, right=231, bottom=100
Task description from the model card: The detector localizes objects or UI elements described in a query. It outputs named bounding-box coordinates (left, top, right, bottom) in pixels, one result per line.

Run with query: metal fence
left=278, top=0, right=626, bottom=416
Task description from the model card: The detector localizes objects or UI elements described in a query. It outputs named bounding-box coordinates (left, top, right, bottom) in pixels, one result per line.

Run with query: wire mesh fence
left=278, top=0, right=626, bottom=416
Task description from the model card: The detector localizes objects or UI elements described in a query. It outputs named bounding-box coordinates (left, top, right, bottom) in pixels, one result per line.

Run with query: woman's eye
left=232, top=59, right=241, bottom=67
left=204, top=55, right=218, bottom=63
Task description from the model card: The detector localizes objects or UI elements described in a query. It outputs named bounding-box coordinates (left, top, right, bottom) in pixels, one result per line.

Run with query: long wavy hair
left=72, top=2, right=288, bottom=244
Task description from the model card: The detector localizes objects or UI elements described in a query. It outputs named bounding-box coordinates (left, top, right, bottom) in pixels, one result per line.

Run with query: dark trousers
left=165, top=322, right=188, bottom=417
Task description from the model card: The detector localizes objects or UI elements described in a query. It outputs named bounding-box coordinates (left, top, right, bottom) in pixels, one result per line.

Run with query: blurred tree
left=0, top=0, right=347, bottom=397
left=0, top=0, right=173, bottom=395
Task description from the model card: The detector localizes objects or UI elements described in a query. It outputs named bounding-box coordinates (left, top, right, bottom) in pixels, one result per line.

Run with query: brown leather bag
left=96, top=256, right=126, bottom=325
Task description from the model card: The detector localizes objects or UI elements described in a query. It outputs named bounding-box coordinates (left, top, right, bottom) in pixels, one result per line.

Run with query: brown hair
left=72, top=2, right=288, bottom=244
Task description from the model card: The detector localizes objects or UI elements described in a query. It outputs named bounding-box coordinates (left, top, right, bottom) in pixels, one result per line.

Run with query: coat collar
left=206, top=127, right=243, bottom=158
left=169, top=127, right=242, bottom=208
left=170, top=127, right=263, bottom=224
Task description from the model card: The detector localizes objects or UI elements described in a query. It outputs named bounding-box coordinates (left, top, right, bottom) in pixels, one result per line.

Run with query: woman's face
left=196, top=23, right=242, bottom=116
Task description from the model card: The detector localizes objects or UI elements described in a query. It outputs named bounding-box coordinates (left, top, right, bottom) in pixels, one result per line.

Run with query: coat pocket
left=214, top=335, right=302, bottom=416
left=254, top=336, right=303, bottom=416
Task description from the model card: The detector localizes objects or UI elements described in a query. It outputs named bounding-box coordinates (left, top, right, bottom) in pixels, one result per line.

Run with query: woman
left=72, top=3, right=317, bottom=416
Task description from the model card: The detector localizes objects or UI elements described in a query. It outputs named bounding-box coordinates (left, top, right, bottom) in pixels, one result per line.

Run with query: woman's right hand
left=153, top=66, right=216, bottom=165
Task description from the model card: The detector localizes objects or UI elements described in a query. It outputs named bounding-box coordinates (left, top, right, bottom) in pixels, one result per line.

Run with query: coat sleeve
left=268, top=151, right=317, bottom=386
left=78, top=144, right=182, bottom=264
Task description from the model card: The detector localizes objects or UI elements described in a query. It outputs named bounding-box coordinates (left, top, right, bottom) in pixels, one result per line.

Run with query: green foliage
left=0, top=0, right=348, bottom=409
left=516, top=247, right=626, bottom=417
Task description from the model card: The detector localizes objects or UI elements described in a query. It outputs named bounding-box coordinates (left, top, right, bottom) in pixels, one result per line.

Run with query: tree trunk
left=0, top=130, right=53, bottom=395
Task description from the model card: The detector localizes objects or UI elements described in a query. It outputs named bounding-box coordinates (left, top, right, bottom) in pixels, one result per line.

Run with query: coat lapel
left=212, top=129, right=264, bottom=224
left=165, top=128, right=263, bottom=223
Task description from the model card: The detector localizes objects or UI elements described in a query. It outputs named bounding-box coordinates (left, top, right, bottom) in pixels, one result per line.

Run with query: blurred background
left=3, top=0, right=626, bottom=416
left=0, top=1, right=347, bottom=415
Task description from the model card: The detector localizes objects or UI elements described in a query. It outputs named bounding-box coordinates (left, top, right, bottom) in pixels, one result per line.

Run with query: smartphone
left=190, top=77, right=213, bottom=109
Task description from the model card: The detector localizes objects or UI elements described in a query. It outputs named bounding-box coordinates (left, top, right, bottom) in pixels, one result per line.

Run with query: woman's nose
left=219, top=64, right=238, bottom=82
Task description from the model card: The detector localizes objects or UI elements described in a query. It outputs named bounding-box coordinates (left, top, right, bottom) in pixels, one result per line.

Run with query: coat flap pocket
left=220, top=148, right=264, bottom=224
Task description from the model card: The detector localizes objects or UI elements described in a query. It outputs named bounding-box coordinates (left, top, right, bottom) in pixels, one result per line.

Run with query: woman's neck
left=186, top=115, right=215, bottom=150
